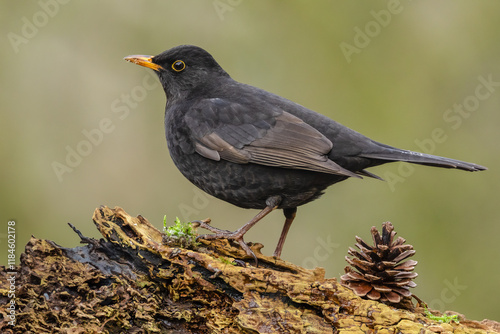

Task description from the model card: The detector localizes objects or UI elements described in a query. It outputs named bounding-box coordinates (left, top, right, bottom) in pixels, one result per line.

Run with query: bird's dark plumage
left=124, top=45, right=486, bottom=261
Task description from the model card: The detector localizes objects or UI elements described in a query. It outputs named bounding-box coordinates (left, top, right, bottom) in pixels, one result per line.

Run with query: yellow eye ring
left=172, top=60, right=186, bottom=72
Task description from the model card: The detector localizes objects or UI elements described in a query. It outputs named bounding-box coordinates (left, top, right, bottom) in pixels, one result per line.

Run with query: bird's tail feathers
left=361, top=147, right=487, bottom=172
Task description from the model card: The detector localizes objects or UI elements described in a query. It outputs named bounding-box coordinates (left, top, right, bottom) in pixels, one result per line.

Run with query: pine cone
left=340, top=222, right=417, bottom=305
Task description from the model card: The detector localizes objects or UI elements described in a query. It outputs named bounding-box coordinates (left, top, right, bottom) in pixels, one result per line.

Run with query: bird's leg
left=196, top=196, right=281, bottom=264
left=273, top=207, right=297, bottom=258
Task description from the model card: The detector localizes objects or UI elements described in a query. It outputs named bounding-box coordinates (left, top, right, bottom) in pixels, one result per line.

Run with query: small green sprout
left=218, top=256, right=235, bottom=266
left=424, top=306, right=459, bottom=324
left=162, top=216, right=199, bottom=248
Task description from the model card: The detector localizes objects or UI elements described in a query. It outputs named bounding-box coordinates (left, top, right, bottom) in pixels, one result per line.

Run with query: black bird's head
left=124, top=45, right=229, bottom=102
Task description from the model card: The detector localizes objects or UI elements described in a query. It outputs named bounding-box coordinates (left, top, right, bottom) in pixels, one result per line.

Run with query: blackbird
left=124, top=45, right=486, bottom=261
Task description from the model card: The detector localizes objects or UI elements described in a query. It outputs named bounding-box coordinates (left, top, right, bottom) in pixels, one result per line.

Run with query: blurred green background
left=1, top=0, right=498, bottom=320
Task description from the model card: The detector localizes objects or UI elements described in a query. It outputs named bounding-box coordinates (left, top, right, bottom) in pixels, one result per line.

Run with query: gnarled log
left=0, top=206, right=498, bottom=333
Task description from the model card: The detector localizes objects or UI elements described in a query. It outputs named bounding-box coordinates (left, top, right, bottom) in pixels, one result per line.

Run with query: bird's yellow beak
left=124, top=55, right=163, bottom=71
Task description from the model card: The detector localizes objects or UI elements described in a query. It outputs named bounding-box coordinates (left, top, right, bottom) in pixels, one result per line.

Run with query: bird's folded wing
left=187, top=99, right=359, bottom=178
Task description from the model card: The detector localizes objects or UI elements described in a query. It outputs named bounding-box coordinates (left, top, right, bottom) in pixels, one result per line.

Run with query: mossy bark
left=0, top=206, right=498, bottom=333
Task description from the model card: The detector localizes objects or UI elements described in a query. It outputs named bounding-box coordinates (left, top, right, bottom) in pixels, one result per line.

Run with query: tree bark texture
left=0, top=206, right=498, bottom=333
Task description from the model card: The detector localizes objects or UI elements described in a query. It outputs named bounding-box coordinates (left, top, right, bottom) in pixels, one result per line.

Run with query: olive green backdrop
left=1, top=0, right=498, bottom=320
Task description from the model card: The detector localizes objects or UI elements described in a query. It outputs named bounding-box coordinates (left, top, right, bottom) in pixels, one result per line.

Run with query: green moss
left=424, top=306, right=459, bottom=324
left=162, top=216, right=199, bottom=249
left=218, top=256, right=235, bottom=266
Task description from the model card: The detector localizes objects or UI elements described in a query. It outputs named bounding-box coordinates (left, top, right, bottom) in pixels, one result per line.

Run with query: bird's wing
left=185, top=98, right=359, bottom=178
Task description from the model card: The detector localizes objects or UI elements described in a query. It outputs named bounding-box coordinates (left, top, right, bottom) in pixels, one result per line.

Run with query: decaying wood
left=0, top=206, right=499, bottom=333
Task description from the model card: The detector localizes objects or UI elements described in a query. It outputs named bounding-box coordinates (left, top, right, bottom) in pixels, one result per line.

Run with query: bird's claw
left=190, top=218, right=211, bottom=229
left=196, top=229, right=258, bottom=266
left=192, top=219, right=233, bottom=235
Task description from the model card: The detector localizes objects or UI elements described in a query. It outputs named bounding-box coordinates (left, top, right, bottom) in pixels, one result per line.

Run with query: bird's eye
left=172, top=60, right=186, bottom=72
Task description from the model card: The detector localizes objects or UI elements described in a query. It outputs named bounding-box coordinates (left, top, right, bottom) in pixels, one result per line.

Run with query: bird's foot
left=191, top=205, right=277, bottom=266
left=193, top=219, right=258, bottom=265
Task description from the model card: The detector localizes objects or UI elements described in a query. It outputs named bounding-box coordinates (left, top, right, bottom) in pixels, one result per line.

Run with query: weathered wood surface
left=0, top=206, right=498, bottom=333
